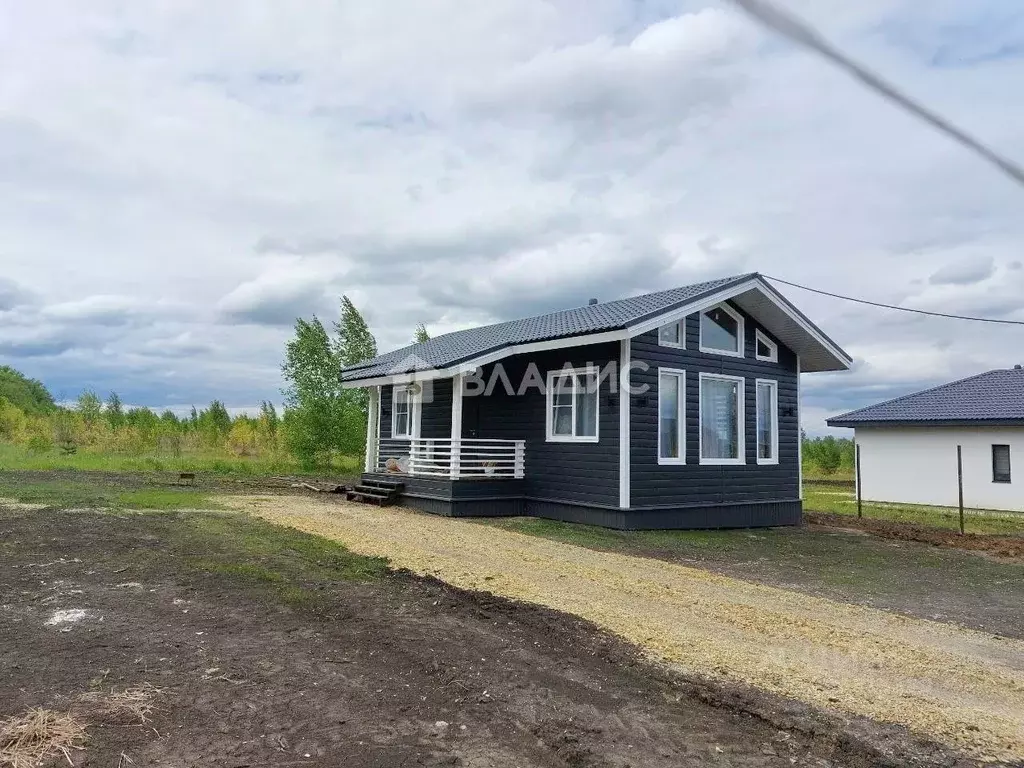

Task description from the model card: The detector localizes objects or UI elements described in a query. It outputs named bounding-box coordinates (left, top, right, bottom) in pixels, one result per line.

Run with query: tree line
left=0, top=300, right=432, bottom=471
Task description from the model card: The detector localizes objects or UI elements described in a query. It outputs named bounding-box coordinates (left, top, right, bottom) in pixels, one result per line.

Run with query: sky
left=1, top=0, right=1023, bottom=434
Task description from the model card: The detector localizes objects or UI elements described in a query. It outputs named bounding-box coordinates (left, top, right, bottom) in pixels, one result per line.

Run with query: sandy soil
left=223, top=495, right=1024, bottom=764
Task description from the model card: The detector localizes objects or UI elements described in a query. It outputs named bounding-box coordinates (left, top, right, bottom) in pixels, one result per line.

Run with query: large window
left=658, top=369, right=686, bottom=464
left=699, top=373, right=744, bottom=464
left=755, top=379, right=778, bottom=464
left=546, top=367, right=599, bottom=442
left=700, top=303, right=744, bottom=357
left=993, top=444, right=1012, bottom=483
left=391, top=385, right=416, bottom=438
left=658, top=320, right=685, bottom=349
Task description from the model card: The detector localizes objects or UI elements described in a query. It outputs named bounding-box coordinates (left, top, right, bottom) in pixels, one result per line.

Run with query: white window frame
left=657, top=368, right=686, bottom=465
left=699, top=303, right=745, bottom=358
left=755, top=378, right=779, bottom=465
left=754, top=329, right=778, bottom=362
left=658, top=319, right=685, bottom=349
left=698, top=372, right=745, bottom=466
left=545, top=366, right=600, bottom=443
left=390, top=384, right=420, bottom=439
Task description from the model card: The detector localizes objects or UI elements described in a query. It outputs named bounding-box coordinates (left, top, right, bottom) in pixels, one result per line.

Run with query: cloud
left=928, top=256, right=995, bottom=286
left=216, top=263, right=340, bottom=326
left=0, top=278, right=37, bottom=311
left=0, top=0, right=1022, bottom=432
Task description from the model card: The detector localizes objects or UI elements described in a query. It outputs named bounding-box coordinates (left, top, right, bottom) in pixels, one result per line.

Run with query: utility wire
left=764, top=274, right=1024, bottom=326
left=726, top=0, right=1024, bottom=188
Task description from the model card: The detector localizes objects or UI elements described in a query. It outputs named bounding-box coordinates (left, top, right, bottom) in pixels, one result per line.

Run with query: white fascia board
left=753, top=278, right=853, bottom=370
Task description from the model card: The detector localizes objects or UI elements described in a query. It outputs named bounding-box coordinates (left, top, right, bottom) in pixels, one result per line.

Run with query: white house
left=828, top=367, right=1024, bottom=512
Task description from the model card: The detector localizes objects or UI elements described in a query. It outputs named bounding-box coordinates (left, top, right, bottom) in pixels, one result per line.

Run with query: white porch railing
left=374, top=438, right=525, bottom=479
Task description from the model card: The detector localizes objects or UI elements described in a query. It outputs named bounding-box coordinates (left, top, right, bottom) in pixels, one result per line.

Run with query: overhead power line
left=726, top=0, right=1024, bottom=189
left=764, top=275, right=1024, bottom=326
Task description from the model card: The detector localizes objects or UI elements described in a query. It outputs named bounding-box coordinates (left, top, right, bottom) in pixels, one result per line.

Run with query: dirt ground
left=805, top=511, right=1024, bottom=560
left=225, top=494, right=1024, bottom=764
left=2, top=503, right=978, bottom=768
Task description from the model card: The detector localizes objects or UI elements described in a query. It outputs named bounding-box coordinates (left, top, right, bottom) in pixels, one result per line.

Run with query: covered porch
left=362, top=373, right=527, bottom=481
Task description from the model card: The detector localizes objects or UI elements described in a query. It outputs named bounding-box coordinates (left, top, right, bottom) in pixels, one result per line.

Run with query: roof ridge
left=831, top=368, right=1012, bottom=421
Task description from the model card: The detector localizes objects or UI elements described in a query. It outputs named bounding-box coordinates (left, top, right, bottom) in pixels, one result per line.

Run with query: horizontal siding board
left=629, top=304, right=800, bottom=508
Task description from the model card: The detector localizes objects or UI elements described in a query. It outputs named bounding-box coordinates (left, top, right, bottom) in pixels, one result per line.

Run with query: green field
left=802, top=481, right=1024, bottom=536
left=0, top=443, right=360, bottom=477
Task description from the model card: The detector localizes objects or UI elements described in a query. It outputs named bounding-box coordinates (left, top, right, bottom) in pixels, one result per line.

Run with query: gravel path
left=223, top=495, right=1024, bottom=763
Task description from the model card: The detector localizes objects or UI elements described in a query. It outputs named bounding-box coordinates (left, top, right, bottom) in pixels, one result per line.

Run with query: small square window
left=993, top=444, right=1011, bottom=483
left=546, top=368, right=599, bottom=442
left=658, top=321, right=684, bottom=348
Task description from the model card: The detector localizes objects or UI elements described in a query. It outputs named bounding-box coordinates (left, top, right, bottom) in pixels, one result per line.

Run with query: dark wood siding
left=421, top=378, right=452, bottom=439
left=378, top=380, right=452, bottom=440
left=469, top=344, right=620, bottom=508
left=629, top=302, right=799, bottom=509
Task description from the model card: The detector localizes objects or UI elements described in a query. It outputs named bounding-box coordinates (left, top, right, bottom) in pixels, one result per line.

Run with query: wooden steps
left=346, top=478, right=405, bottom=507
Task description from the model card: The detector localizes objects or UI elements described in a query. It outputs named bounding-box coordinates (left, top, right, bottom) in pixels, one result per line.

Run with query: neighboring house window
left=391, top=385, right=416, bottom=438
left=992, top=444, right=1012, bottom=483
left=755, top=329, right=778, bottom=362
left=755, top=379, right=778, bottom=464
left=546, top=367, right=599, bottom=442
left=699, top=303, right=744, bottom=357
left=658, top=368, right=686, bottom=464
left=699, top=373, right=744, bottom=464
left=658, top=320, right=685, bottom=349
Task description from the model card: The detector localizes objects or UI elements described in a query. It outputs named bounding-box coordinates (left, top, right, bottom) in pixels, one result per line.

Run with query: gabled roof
left=828, top=367, right=1024, bottom=428
left=342, top=272, right=851, bottom=385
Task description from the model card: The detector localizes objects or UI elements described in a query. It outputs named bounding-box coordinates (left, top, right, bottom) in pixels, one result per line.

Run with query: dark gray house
left=341, top=273, right=851, bottom=529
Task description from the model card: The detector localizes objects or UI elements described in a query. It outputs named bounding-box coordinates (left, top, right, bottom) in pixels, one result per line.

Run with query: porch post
left=450, top=374, right=463, bottom=479
left=364, top=386, right=380, bottom=473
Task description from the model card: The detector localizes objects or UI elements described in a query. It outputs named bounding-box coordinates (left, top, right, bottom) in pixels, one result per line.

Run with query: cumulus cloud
left=216, top=261, right=344, bottom=326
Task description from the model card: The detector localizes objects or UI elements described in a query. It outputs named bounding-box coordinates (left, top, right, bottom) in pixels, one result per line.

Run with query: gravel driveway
left=224, top=495, right=1024, bottom=763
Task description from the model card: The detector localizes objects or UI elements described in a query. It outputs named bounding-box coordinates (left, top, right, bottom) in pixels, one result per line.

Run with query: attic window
left=658, top=320, right=684, bottom=349
left=755, top=330, right=778, bottom=362
left=699, top=303, right=744, bottom=357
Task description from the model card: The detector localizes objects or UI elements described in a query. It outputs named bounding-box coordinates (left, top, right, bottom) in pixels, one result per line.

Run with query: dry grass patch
left=0, top=708, right=87, bottom=768
left=0, top=685, right=163, bottom=768
left=75, top=683, right=163, bottom=724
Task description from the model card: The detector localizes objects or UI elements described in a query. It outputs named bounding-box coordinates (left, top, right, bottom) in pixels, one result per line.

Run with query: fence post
left=957, top=444, right=965, bottom=535
left=855, top=442, right=863, bottom=519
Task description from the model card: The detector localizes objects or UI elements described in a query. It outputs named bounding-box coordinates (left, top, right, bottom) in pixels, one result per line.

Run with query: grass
left=137, top=510, right=389, bottom=610
left=0, top=477, right=220, bottom=511
left=803, top=481, right=1024, bottom=536
left=0, top=443, right=361, bottom=477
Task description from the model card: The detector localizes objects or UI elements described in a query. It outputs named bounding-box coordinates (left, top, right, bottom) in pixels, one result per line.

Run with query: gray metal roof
left=342, top=272, right=850, bottom=381
left=342, top=274, right=753, bottom=381
left=828, top=367, right=1024, bottom=427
